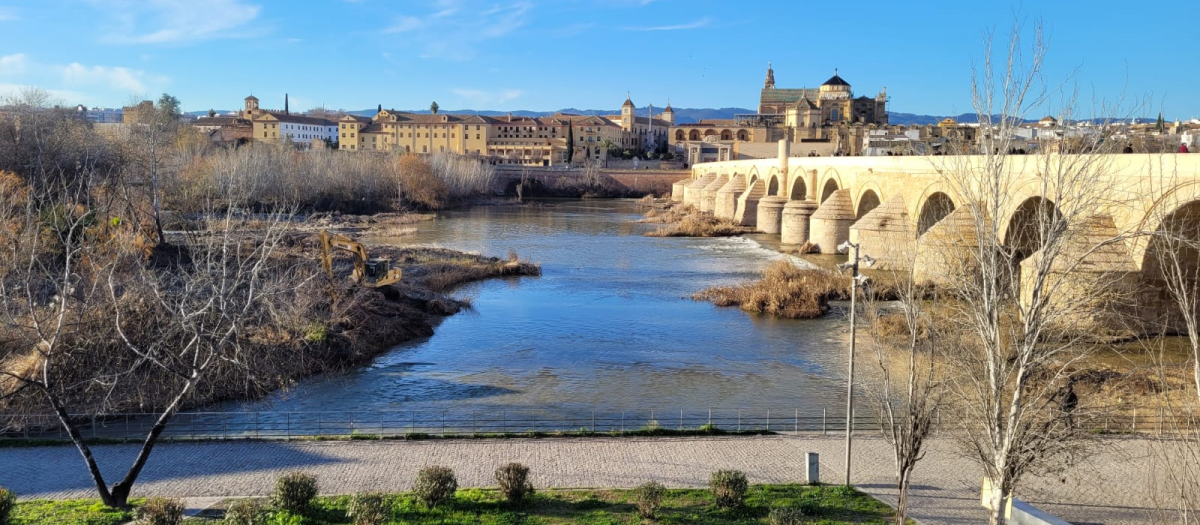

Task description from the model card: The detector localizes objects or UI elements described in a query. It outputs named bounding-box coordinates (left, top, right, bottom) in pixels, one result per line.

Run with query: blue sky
left=0, top=0, right=1195, bottom=119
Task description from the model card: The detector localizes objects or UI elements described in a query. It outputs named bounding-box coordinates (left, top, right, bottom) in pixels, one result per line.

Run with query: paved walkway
left=0, top=435, right=1176, bottom=524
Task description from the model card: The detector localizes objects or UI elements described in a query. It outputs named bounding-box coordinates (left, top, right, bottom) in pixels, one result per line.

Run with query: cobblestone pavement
left=0, top=434, right=1176, bottom=524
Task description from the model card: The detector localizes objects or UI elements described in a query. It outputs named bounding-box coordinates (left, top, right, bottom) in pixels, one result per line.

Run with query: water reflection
left=209, top=200, right=852, bottom=414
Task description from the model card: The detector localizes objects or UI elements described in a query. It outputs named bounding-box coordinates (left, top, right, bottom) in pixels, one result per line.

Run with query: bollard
left=806, top=452, right=820, bottom=485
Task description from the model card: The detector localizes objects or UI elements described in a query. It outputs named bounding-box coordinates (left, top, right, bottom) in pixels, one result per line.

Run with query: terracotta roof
left=193, top=116, right=250, bottom=127
left=256, top=113, right=336, bottom=126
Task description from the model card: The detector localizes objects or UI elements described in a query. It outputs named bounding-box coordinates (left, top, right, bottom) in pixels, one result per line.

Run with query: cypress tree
left=566, top=125, right=574, bottom=163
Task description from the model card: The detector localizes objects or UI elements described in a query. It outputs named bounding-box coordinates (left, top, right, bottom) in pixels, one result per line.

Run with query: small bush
left=495, top=463, right=535, bottom=505
left=222, top=499, right=265, bottom=525
left=633, top=481, right=666, bottom=519
left=347, top=492, right=389, bottom=525
left=0, top=488, right=15, bottom=524
left=414, top=466, right=458, bottom=509
left=768, top=505, right=808, bottom=525
left=709, top=470, right=749, bottom=509
left=136, top=497, right=185, bottom=525
left=273, top=472, right=318, bottom=513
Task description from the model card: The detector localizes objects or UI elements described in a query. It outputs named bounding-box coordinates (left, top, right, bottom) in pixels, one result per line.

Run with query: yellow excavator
left=319, top=230, right=403, bottom=287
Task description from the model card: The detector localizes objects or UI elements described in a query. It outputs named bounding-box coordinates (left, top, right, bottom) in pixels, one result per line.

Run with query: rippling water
left=212, top=200, right=853, bottom=415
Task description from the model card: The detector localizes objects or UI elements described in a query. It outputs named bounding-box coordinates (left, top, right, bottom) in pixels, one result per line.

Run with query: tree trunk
left=47, top=394, right=115, bottom=506
left=106, top=380, right=194, bottom=507
left=895, top=471, right=910, bottom=524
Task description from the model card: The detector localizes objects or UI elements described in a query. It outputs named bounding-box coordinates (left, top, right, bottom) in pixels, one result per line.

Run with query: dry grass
left=693, top=260, right=848, bottom=318
left=398, top=248, right=542, bottom=293
left=645, top=212, right=749, bottom=238
left=637, top=203, right=696, bottom=224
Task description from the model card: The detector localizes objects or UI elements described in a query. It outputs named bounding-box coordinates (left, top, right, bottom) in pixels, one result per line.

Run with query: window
left=422, top=146, right=427, bottom=152
left=476, top=134, right=480, bottom=139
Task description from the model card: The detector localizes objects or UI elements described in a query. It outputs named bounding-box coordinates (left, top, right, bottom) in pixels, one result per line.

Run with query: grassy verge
left=18, top=485, right=893, bottom=524
left=10, top=499, right=136, bottom=525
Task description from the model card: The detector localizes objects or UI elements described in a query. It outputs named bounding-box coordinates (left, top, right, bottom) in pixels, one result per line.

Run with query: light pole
left=836, top=241, right=874, bottom=487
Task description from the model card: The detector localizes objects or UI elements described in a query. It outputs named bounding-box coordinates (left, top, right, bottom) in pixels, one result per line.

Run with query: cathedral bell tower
left=764, top=62, right=775, bottom=90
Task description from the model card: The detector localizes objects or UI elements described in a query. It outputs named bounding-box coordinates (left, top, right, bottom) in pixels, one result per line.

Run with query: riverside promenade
left=0, top=434, right=1171, bottom=524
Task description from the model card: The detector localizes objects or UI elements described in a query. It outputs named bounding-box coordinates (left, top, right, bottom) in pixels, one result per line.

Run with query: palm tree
left=600, top=139, right=616, bottom=167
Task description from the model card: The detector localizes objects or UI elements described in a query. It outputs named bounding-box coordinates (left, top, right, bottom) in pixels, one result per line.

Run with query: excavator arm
left=319, top=230, right=401, bottom=287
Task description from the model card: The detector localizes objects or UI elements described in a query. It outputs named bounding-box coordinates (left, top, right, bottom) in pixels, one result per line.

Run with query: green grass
left=12, top=485, right=893, bottom=524
left=10, top=499, right=137, bottom=525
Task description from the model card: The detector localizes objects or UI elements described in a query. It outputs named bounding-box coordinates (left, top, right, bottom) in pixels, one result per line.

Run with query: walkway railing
left=0, top=406, right=1189, bottom=441
left=2, top=409, right=871, bottom=441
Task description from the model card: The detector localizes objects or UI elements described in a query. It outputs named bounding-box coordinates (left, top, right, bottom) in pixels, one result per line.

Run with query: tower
left=662, top=99, right=675, bottom=127
left=764, top=62, right=775, bottom=90
left=621, top=94, right=635, bottom=131
left=243, top=94, right=260, bottom=119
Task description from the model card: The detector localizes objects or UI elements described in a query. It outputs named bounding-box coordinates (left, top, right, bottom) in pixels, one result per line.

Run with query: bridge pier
left=912, top=206, right=982, bottom=287
left=714, top=176, right=747, bottom=220
left=781, top=200, right=819, bottom=245
left=756, top=196, right=788, bottom=234
left=700, top=174, right=729, bottom=213
left=848, top=195, right=912, bottom=267
left=809, top=189, right=855, bottom=253
left=735, top=180, right=767, bottom=227
left=683, top=174, right=716, bottom=206
left=670, top=180, right=688, bottom=202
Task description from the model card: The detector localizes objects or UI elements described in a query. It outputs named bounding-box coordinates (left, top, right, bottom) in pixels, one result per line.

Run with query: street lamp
left=836, top=240, right=873, bottom=487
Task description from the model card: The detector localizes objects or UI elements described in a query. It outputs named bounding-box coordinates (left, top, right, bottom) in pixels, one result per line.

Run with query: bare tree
left=862, top=233, right=943, bottom=524
left=0, top=162, right=296, bottom=507
left=930, top=20, right=1131, bottom=524
left=121, top=94, right=186, bottom=245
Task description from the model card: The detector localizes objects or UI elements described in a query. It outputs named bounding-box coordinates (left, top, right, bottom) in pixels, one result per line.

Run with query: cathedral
left=759, top=63, right=888, bottom=130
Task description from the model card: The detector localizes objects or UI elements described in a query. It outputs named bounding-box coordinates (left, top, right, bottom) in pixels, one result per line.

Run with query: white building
left=75, top=105, right=123, bottom=123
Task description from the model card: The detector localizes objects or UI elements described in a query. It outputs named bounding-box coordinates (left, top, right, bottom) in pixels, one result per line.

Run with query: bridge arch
left=856, top=189, right=882, bottom=219
left=746, top=166, right=762, bottom=186
left=1003, top=196, right=1063, bottom=263
left=1129, top=180, right=1200, bottom=268
left=788, top=175, right=807, bottom=201
left=1140, top=199, right=1200, bottom=332
left=766, top=168, right=782, bottom=196
left=819, top=169, right=844, bottom=203
left=916, top=192, right=956, bottom=236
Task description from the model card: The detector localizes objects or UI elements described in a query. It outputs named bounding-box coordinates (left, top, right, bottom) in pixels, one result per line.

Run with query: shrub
left=347, top=492, right=390, bottom=525
left=768, top=505, right=808, bottom=525
left=709, top=470, right=748, bottom=509
left=0, top=488, right=15, bottom=525
left=136, top=497, right=185, bottom=525
left=633, top=481, right=666, bottom=519
left=414, top=466, right=458, bottom=509
left=272, top=472, right=318, bottom=512
left=495, top=463, right=535, bottom=505
left=223, top=499, right=265, bottom=525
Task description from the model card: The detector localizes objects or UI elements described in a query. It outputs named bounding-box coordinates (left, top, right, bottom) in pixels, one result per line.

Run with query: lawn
left=12, top=485, right=896, bottom=524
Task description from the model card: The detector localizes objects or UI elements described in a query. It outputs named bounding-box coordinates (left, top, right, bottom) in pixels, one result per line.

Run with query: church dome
left=822, top=72, right=850, bottom=87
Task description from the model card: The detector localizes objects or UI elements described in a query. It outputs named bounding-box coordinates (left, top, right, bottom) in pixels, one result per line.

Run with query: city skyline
left=0, top=0, right=1196, bottom=119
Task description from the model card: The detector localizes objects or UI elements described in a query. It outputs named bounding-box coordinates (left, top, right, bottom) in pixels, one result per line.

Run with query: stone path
left=0, top=435, right=1176, bottom=524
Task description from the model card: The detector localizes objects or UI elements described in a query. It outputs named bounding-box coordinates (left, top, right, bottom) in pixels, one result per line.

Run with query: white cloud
left=624, top=17, right=710, bottom=31
left=59, top=63, right=159, bottom=93
left=0, top=6, right=18, bottom=21
left=88, top=0, right=261, bottom=44
left=380, top=1, right=532, bottom=60
left=452, top=88, right=523, bottom=106
left=0, top=53, right=27, bottom=76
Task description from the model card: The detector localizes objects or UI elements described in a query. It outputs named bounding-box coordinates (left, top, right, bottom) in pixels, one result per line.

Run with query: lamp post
left=836, top=241, right=874, bottom=487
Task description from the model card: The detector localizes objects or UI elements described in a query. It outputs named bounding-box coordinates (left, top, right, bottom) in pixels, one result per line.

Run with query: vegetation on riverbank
left=693, top=260, right=848, bottom=318
left=640, top=203, right=751, bottom=238
left=8, top=485, right=894, bottom=525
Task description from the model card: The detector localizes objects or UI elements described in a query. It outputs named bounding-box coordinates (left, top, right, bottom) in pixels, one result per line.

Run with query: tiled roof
left=257, top=113, right=337, bottom=126
left=822, top=73, right=850, bottom=87
left=760, top=88, right=819, bottom=104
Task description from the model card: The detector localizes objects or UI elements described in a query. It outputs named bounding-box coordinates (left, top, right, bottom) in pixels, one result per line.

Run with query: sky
left=0, top=0, right=1196, bottom=119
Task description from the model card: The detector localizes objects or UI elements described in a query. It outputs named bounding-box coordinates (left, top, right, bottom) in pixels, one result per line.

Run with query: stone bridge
left=674, top=142, right=1200, bottom=331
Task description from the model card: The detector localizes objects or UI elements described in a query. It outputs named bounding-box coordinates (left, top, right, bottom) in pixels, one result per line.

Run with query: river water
left=208, top=200, right=853, bottom=424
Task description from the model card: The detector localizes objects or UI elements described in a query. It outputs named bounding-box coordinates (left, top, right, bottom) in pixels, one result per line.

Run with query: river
left=206, top=200, right=853, bottom=423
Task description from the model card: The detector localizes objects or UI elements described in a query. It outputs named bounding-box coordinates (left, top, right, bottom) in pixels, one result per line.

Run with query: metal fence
left=2, top=408, right=879, bottom=441
left=1, top=406, right=1192, bottom=442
